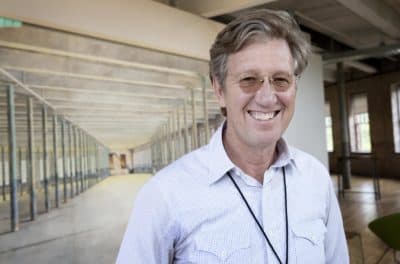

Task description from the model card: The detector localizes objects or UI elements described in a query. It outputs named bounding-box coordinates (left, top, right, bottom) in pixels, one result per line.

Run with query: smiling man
left=117, top=9, right=349, bottom=264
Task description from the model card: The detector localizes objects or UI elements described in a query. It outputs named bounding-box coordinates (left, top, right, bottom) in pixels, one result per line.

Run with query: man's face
left=213, top=38, right=296, bottom=150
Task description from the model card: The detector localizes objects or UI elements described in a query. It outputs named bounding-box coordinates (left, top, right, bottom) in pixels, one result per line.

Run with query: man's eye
left=272, top=77, right=289, bottom=86
left=241, top=76, right=257, bottom=82
left=239, top=77, right=258, bottom=86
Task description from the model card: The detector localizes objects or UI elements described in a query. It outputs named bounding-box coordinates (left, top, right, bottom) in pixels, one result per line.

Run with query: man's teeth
left=250, top=111, right=277, bottom=121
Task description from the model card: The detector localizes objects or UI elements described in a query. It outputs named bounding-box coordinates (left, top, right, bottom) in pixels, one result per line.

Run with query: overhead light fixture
left=0, top=17, right=22, bottom=28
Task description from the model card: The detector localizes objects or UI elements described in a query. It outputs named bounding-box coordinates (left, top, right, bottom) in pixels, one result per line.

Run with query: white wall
left=284, top=54, right=328, bottom=168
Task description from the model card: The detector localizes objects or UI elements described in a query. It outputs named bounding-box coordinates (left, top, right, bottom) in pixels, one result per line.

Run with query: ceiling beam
left=3, top=65, right=188, bottom=90
left=335, top=0, right=400, bottom=40
left=323, top=43, right=400, bottom=64
left=29, top=85, right=218, bottom=103
left=0, top=40, right=200, bottom=78
left=294, top=11, right=361, bottom=48
left=175, top=0, right=277, bottom=18
left=0, top=0, right=224, bottom=60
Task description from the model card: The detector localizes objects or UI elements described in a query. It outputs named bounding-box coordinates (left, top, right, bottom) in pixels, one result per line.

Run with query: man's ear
left=211, top=76, right=226, bottom=109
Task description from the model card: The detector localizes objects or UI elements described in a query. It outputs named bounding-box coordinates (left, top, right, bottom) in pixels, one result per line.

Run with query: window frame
left=348, top=92, right=372, bottom=154
left=390, top=82, right=400, bottom=154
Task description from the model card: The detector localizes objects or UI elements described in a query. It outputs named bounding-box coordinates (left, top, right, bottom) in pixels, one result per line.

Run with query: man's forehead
left=226, top=40, right=295, bottom=75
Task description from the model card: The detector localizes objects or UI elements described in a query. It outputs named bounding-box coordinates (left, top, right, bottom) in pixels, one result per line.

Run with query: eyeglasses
left=235, top=73, right=298, bottom=93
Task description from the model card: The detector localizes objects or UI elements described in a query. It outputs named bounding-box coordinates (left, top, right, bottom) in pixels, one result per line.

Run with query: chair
left=368, top=213, right=400, bottom=263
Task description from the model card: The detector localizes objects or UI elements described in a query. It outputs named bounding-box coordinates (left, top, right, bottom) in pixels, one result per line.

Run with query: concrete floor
left=0, top=174, right=151, bottom=264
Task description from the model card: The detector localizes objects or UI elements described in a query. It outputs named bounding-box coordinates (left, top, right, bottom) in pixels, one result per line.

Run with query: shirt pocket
left=291, top=219, right=326, bottom=263
left=194, top=232, right=252, bottom=263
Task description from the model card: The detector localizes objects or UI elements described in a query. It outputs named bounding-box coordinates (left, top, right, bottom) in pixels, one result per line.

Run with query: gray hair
left=209, top=9, right=311, bottom=87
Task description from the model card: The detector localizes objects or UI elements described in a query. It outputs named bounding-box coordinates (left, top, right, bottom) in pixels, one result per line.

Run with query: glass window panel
left=325, top=102, right=334, bottom=152
left=349, top=93, right=372, bottom=153
left=391, top=84, right=400, bottom=153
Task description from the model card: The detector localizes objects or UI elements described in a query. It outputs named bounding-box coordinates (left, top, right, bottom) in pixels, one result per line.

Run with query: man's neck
left=223, top=130, right=278, bottom=184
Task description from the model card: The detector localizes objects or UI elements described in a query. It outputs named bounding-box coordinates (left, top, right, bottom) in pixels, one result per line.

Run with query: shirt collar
left=271, top=137, right=297, bottom=169
left=206, top=121, right=297, bottom=185
left=206, top=121, right=236, bottom=185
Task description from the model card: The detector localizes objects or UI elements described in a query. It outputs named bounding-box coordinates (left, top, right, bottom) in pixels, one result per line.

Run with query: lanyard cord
left=227, top=167, right=288, bottom=264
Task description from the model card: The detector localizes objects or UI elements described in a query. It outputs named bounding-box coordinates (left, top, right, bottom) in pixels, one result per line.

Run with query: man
left=117, top=9, right=349, bottom=264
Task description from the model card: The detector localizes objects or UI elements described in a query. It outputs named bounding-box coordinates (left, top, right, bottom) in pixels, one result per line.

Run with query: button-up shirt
left=117, top=123, right=349, bottom=264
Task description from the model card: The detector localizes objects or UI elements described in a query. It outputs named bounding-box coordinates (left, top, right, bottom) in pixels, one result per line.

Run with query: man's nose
left=255, top=79, right=277, bottom=105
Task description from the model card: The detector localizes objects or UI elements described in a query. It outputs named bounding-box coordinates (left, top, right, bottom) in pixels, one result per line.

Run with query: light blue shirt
left=117, top=123, right=349, bottom=264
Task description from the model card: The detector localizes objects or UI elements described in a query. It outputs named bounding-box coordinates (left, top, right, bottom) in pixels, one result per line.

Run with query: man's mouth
left=248, top=110, right=280, bottom=121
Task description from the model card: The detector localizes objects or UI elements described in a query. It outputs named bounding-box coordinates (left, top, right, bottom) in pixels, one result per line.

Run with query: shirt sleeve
left=324, top=180, right=349, bottom=264
left=116, top=181, right=176, bottom=264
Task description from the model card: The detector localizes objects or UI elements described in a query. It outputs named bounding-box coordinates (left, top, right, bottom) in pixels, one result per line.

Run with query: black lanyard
left=227, top=167, right=288, bottom=264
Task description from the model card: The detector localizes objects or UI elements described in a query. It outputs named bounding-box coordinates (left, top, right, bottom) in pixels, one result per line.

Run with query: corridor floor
left=0, top=174, right=151, bottom=264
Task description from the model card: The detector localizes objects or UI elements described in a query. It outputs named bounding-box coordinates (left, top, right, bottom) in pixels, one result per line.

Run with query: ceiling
left=0, top=0, right=399, bottom=151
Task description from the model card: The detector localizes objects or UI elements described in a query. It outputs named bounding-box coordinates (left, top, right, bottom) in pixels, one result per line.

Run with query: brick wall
left=325, top=70, right=400, bottom=179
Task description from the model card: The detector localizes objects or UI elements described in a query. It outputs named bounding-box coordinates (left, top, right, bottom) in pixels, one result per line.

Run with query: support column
left=7, top=84, right=19, bottom=231
left=61, top=119, right=67, bottom=203
left=27, top=97, right=37, bottom=220
left=166, top=119, right=171, bottom=163
left=74, top=126, right=79, bottom=194
left=176, top=108, right=181, bottom=158
left=79, top=129, right=84, bottom=192
left=85, top=134, right=89, bottom=185
left=95, top=141, right=99, bottom=181
left=163, top=124, right=167, bottom=166
left=68, top=122, right=74, bottom=198
left=18, top=147, right=22, bottom=196
left=52, top=113, right=59, bottom=208
left=170, top=115, right=175, bottom=161
left=87, top=135, right=91, bottom=184
left=337, top=62, right=351, bottom=189
left=1, top=146, right=5, bottom=201
left=191, top=88, right=198, bottom=149
left=183, top=99, right=189, bottom=153
left=202, top=77, right=210, bottom=143
left=42, top=105, right=50, bottom=211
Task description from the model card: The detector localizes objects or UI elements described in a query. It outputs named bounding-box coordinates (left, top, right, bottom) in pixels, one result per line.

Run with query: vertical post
left=191, top=88, right=198, bottom=149
left=79, top=129, right=84, bottom=192
left=68, top=122, right=74, bottom=198
left=1, top=146, right=5, bottom=201
left=18, top=147, right=22, bottom=196
left=42, top=105, right=50, bottom=211
left=61, top=119, right=67, bottom=203
left=83, top=131, right=87, bottom=189
left=202, top=77, right=210, bottom=143
left=183, top=100, right=189, bottom=153
left=52, top=113, right=59, bottom=208
left=27, top=97, right=37, bottom=220
left=157, top=131, right=160, bottom=168
left=85, top=133, right=89, bottom=188
left=170, top=115, right=175, bottom=161
left=7, top=84, right=19, bottom=231
left=337, top=62, right=351, bottom=189
left=162, top=124, right=166, bottom=166
left=95, top=141, right=99, bottom=181
left=165, top=120, right=170, bottom=163
left=86, top=135, right=92, bottom=184
left=74, top=126, right=79, bottom=194
left=176, top=109, right=181, bottom=158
